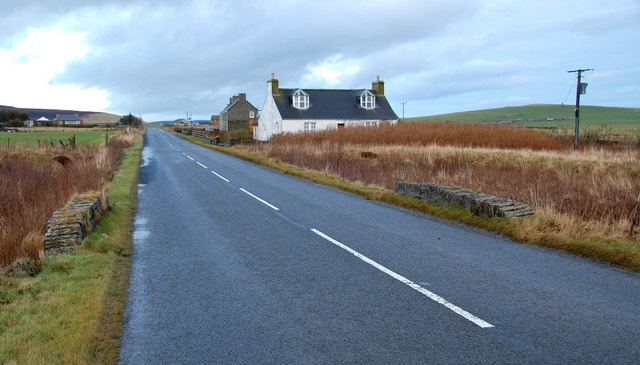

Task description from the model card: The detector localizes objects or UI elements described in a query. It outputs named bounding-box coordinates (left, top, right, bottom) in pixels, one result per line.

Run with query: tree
left=0, top=109, right=28, bottom=127
left=119, top=113, right=143, bottom=126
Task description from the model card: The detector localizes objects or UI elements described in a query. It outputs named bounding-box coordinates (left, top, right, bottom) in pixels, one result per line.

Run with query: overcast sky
left=1, top=0, right=638, bottom=121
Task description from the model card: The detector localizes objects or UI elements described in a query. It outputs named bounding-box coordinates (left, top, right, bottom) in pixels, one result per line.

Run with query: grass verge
left=0, top=130, right=112, bottom=147
left=0, top=132, right=143, bottom=364
left=178, top=133, right=640, bottom=272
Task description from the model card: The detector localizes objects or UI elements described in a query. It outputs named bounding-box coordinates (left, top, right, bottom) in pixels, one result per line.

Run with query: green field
left=0, top=130, right=111, bottom=147
left=406, top=104, right=640, bottom=130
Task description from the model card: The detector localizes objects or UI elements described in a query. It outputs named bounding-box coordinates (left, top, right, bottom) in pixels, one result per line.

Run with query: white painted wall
left=258, top=114, right=399, bottom=140
left=254, top=79, right=399, bottom=140
left=281, top=118, right=399, bottom=135
left=254, top=93, right=282, bottom=141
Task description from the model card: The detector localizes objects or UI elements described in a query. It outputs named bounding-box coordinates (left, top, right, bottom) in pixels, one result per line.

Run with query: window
left=249, top=111, right=255, bottom=118
left=304, top=122, right=316, bottom=132
left=359, top=90, right=376, bottom=109
left=292, top=89, right=310, bottom=109
left=365, top=121, right=378, bottom=126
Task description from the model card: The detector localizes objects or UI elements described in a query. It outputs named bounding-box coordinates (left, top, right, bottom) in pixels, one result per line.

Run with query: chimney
left=268, top=73, right=280, bottom=95
left=372, top=75, right=384, bottom=96
left=238, top=93, right=246, bottom=101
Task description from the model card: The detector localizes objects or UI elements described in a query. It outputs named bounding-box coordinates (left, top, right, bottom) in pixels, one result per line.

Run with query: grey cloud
left=5, top=0, right=638, bottom=119
left=51, top=0, right=478, bottom=118
left=0, top=0, right=144, bottom=45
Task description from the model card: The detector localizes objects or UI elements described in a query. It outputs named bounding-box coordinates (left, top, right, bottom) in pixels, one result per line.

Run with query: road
left=119, top=128, right=640, bottom=364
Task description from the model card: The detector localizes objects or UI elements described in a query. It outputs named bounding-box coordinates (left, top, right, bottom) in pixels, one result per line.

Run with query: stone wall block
left=44, top=192, right=109, bottom=256
left=395, top=180, right=534, bottom=218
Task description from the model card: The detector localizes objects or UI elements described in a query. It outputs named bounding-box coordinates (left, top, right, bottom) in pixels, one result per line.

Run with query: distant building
left=254, top=74, right=398, bottom=141
left=210, top=115, right=220, bottom=129
left=53, top=114, right=83, bottom=126
left=36, top=116, right=51, bottom=126
left=1, top=107, right=120, bottom=127
left=219, top=93, right=258, bottom=133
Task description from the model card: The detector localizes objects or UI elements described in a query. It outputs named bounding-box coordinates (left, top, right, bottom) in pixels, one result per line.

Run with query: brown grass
left=244, top=123, right=640, bottom=242
left=270, top=122, right=568, bottom=150
left=20, top=231, right=44, bottom=261
left=0, top=131, right=139, bottom=268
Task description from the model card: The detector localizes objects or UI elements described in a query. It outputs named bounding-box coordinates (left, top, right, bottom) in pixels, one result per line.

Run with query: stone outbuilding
left=210, top=115, right=220, bottom=129
left=219, top=93, right=258, bottom=134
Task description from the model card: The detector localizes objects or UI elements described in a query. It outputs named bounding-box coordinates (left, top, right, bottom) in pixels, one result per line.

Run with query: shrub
left=270, top=122, right=567, bottom=150
left=0, top=131, right=139, bottom=268
left=245, top=123, right=640, bottom=240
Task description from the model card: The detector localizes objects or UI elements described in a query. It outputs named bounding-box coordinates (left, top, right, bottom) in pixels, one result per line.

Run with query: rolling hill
left=406, top=104, right=640, bottom=129
left=0, top=105, right=122, bottom=125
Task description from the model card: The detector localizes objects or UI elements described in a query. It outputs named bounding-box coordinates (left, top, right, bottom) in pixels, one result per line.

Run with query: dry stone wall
left=395, top=179, right=534, bottom=218
left=44, top=192, right=108, bottom=256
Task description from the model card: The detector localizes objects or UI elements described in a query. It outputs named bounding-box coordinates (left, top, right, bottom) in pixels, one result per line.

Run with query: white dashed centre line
left=239, top=188, right=280, bottom=211
left=196, top=162, right=207, bottom=169
left=187, top=156, right=194, bottom=161
left=310, top=229, right=494, bottom=329
left=211, top=171, right=230, bottom=182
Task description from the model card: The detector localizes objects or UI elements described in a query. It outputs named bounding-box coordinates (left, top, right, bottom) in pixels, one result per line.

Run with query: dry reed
left=246, top=123, right=640, bottom=241
left=0, top=131, right=139, bottom=268
left=270, top=122, right=568, bottom=150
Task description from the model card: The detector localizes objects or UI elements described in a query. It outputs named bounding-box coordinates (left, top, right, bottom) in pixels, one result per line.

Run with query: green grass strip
left=0, top=132, right=143, bottom=364
left=0, top=130, right=112, bottom=147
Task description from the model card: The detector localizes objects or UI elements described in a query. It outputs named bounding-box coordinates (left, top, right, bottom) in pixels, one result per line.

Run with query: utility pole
left=567, top=68, right=593, bottom=150
left=399, top=101, right=407, bottom=123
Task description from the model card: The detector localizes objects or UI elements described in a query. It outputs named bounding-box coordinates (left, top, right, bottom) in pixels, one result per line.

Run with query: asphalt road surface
left=119, top=128, right=640, bottom=364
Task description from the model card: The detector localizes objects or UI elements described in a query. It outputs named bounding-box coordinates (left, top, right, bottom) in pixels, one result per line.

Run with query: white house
left=254, top=74, right=399, bottom=141
left=53, top=114, right=83, bottom=126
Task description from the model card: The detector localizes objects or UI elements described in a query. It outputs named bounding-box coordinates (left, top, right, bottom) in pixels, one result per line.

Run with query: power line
left=560, top=79, right=575, bottom=107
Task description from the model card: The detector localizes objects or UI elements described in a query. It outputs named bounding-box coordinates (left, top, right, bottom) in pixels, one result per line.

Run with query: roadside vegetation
left=0, top=128, right=115, bottom=147
left=0, top=128, right=143, bottom=363
left=178, top=122, right=640, bottom=270
left=0, top=131, right=138, bottom=267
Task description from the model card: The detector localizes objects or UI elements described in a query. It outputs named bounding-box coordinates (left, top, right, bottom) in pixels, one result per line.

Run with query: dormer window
left=359, top=90, right=376, bottom=109
left=292, top=89, right=309, bottom=110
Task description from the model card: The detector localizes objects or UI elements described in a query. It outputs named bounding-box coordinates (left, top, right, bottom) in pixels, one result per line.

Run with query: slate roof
left=54, top=114, right=82, bottom=121
left=220, top=99, right=258, bottom=114
left=220, top=100, right=239, bottom=114
left=3, top=107, right=89, bottom=120
left=273, top=89, right=398, bottom=120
